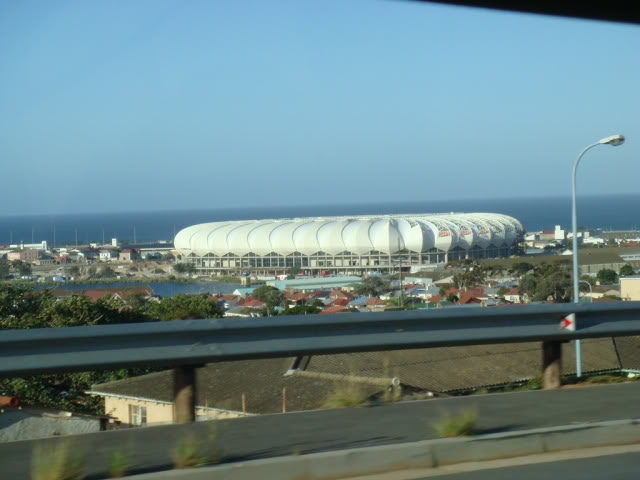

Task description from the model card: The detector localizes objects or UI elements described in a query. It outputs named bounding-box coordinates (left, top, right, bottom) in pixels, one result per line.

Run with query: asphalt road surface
left=416, top=451, right=640, bottom=479
left=3, top=382, right=640, bottom=479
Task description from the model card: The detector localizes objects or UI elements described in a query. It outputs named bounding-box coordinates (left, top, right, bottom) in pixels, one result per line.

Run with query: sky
left=1, top=0, right=639, bottom=216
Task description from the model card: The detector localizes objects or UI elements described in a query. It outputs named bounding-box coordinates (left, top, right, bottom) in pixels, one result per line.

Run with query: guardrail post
left=174, top=366, right=196, bottom=423
left=542, top=341, right=562, bottom=389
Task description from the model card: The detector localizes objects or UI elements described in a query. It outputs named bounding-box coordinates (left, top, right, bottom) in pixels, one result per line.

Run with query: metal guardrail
left=2, top=302, right=640, bottom=377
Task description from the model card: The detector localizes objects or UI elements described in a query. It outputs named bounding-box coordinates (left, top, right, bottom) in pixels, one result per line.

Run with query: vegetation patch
left=323, top=383, right=370, bottom=409
left=171, top=423, right=221, bottom=469
left=32, top=442, right=86, bottom=480
left=433, top=409, right=477, bottom=437
left=107, top=449, right=128, bottom=478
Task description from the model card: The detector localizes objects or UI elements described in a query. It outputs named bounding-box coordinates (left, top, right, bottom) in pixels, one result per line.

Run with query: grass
left=171, top=422, right=221, bottom=469
left=564, top=374, right=629, bottom=386
left=172, top=434, right=204, bottom=469
left=433, top=409, right=478, bottom=438
left=31, top=442, right=86, bottom=480
left=107, top=450, right=128, bottom=478
left=322, top=383, right=370, bottom=409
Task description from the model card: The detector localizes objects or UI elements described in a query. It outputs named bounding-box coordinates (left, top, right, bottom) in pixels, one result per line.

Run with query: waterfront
left=34, top=281, right=242, bottom=297
left=2, top=194, right=640, bottom=246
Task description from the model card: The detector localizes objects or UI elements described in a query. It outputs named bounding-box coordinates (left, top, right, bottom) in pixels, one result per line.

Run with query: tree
left=519, top=273, right=537, bottom=299
left=597, top=268, right=618, bottom=285
left=452, top=261, right=487, bottom=290
left=0, top=259, right=9, bottom=279
left=354, top=276, right=390, bottom=298
left=287, top=265, right=302, bottom=278
left=18, top=262, right=32, bottom=277
left=252, top=285, right=285, bottom=315
left=497, top=286, right=510, bottom=296
left=511, top=262, right=534, bottom=277
left=147, top=294, right=224, bottom=321
left=282, top=303, right=323, bottom=315
left=0, top=285, right=153, bottom=414
left=69, top=266, right=81, bottom=278
left=446, top=293, right=459, bottom=303
left=173, top=263, right=195, bottom=275
left=98, top=266, right=116, bottom=278
left=620, top=264, right=635, bottom=277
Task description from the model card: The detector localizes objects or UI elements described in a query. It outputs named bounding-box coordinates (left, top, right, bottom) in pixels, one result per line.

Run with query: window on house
left=129, top=404, right=147, bottom=425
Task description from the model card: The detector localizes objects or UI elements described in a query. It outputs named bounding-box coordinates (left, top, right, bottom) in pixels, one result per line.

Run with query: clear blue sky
left=1, top=0, right=639, bottom=216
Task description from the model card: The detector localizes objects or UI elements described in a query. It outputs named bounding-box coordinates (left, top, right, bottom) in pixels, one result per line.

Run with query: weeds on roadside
left=107, top=449, right=128, bottom=478
left=32, top=441, right=86, bottom=480
left=322, top=383, right=369, bottom=409
left=171, top=421, right=222, bottom=469
left=433, top=409, right=477, bottom=438
left=172, top=434, right=203, bottom=468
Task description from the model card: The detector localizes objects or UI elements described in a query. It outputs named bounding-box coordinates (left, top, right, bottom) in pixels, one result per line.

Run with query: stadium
left=174, top=213, right=524, bottom=276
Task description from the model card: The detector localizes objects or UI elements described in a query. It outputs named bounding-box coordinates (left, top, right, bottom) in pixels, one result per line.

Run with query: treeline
left=0, top=284, right=224, bottom=415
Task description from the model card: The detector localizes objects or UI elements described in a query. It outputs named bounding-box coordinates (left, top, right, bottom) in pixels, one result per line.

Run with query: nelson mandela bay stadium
left=174, top=213, right=523, bottom=275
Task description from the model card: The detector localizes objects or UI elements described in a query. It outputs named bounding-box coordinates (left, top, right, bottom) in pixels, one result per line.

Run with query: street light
left=572, top=134, right=625, bottom=378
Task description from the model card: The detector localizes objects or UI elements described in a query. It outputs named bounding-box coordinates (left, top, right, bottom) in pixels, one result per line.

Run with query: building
left=174, top=213, right=524, bottom=276
left=621, top=276, right=640, bottom=301
left=99, top=250, right=119, bottom=262
left=7, top=248, right=38, bottom=263
left=119, top=249, right=138, bottom=263
left=87, top=336, right=640, bottom=426
left=539, top=225, right=565, bottom=242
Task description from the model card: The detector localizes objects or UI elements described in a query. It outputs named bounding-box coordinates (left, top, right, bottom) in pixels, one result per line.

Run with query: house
left=87, top=336, right=640, bottom=426
left=7, top=248, right=38, bottom=263
left=99, top=250, right=119, bottom=262
left=283, top=291, right=309, bottom=305
left=119, top=249, right=138, bottom=263
left=54, top=286, right=154, bottom=302
left=363, top=297, right=386, bottom=311
left=319, top=305, right=359, bottom=314
left=502, top=288, right=522, bottom=304
left=234, top=297, right=266, bottom=310
left=35, top=255, right=56, bottom=266
left=87, top=358, right=386, bottom=425
left=621, top=276, right=640, bottom=301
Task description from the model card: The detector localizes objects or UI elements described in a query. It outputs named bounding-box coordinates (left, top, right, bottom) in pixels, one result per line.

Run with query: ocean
left=1, top=194, right=639, bottom=246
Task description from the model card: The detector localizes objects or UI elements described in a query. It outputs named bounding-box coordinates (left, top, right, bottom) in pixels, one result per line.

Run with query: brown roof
left=330, top=289, right=355, bottom=300
left=53, top=286, right=153, bottom=301
left=319, top=305, right=348, bottom=314
left=363, top=297, right=386, bottom=306
left=302, top=338, right=627, bottom=392
left=90, top=359, right=383, bottom=415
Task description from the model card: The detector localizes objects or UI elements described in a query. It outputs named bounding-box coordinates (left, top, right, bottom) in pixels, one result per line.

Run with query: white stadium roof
left=174, top=213, right=523, bottom=257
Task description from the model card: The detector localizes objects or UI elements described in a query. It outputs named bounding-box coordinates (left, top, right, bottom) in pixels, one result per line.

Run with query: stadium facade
left=174, top=213, right=524, bottom=275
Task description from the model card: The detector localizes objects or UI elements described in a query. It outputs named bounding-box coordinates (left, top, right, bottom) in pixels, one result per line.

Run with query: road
left=3, top=382, right=640, bottom=479
left=416, top=450, right=640, bottom=479
left=352, top=445, right=640, bottom=480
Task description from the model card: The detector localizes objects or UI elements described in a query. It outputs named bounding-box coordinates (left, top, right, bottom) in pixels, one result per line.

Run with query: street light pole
left=572, top=134, right=625, bottom=378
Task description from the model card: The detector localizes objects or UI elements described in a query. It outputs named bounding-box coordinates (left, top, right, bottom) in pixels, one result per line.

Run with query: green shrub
left=107, top=449, right=128, bottom=478
left=433, top=409, right=477, bottom=437
left=32, top=442, right=85, bottom=480
left=172, top=434, right=204, bottom=469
